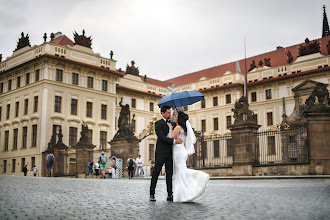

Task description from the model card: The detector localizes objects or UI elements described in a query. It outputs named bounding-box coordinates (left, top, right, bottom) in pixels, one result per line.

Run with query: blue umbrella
left=158, top=90, right=204, bottom=108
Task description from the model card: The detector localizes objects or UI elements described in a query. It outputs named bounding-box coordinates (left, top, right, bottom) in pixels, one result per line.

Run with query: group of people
left=87, top=152, right=117, bottom=179
left=21, top=164, right=38, bottom=177
left=126, top=154, right=144, bottom=179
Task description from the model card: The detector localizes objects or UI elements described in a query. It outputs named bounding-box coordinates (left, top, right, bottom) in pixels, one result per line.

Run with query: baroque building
left=1, top=22, right=330, bottom=176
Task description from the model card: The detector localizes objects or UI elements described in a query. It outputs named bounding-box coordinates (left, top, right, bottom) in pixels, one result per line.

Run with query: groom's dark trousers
left=150, top=119, right=175, bottom=197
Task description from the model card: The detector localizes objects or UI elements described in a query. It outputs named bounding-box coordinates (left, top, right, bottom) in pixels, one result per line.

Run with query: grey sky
left=0, top=0, right=328, bottom=81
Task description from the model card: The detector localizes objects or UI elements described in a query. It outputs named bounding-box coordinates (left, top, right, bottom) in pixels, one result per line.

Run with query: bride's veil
left=185, top=120, right=196, bottom=155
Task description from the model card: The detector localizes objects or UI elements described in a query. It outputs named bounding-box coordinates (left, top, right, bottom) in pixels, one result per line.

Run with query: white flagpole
left=244, top=37, right=247, bottom=97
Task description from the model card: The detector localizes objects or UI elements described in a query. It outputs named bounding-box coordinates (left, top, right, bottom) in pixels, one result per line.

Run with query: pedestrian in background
left=22, top=164, right=28, bottom=176
left=32, top=165, right=38, bottom=177
left=110, top=157, right=117, bottom=179
left=88, top=160, right=94, bottom=178
left=127, top=155, right=135, bottom=179
left=135, top=155, right=144, bottom=177
left=94, top=162, right=100, bottom=178
left=99, top=151, right=107, bottom=179
left=46, top=151, right=55, bottom=177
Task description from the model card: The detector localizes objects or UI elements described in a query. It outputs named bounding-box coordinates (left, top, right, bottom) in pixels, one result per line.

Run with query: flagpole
left=244, top=37, right=247, bottom=97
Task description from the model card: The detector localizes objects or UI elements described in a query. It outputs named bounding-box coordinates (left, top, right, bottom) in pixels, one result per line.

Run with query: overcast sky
left=0, top=0, right=328, bottom=80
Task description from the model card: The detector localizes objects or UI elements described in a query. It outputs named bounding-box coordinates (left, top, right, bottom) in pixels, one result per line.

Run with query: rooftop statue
left=264, top=58, right=271, bottom=67
left=126, top=60, right=140, bottom=75
left=298, top=38, right=320, bottom=56
left=287, top=50, right=293, bottom=64
left=14, top=32, right=31, bottom=52
left=73, top=30, right=93, bottom=49
left=248, top=60, right=256, bottom=72
left=43, top=33, right=47, bottom=42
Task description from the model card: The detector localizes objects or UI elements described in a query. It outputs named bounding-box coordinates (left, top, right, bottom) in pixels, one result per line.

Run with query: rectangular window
left=251, top=92, right=257, bottom=102
left=21, top=158, right=25, bottom=172
left=12, top=159, right=16, bottom=172
left=54, top=96, right=61, bottom=113
left=226, top=115, right=232, bottom=128
left=17, top=76, right=21, bottom=88
left=69, top=127, right=77, bottom=147
left=32, top=124, right=37, bottom=147
left=87, top=76, right=93, bottom=88
left=201, top=99, right=205, bottom=108
left=3, top=160, right=7, bottom=173
left=6, top=104, right=10, bottom=120
left=13, top=128, right=18, bottom=150
left=201, top=119, right=206, bottom=132
left=52, top=125, right=61, bottom=143
left=267, top=112, right=273, bottom=126
left=266, top=89, right=272, bottom=100
left=26, top=73, right=30, bottom=85
left=226, top=94, right=231, bottom=104
left=34, top=96, right=38, bottom=112
left=132, top=119, right=136, bottom=132
left=24, top=99, right=28, bottom=115
left=15, top=101, right=19, bottom=117
left=100, top=131, right=107, bottom=150
left=0, top=82, right=3, bottom=93
left=0, top=106, right=2, bottom=121
left=4, top=131, right=9, bottom=151
left=71, top=99, right=77, bottom=115
left=213, top=96, right=218, bottom=106
left=8, top=79, right=12, bottom=91
left=253, top=114, right=258, bottom=124
left=31, top=157, right=35, bottom=169
left=267, top=136, right=276, bottom=155
left=88, top=129, right=93, bottom=144
left=72, top=73, right=79, bottom=85
left=35, top=69, right=40, bottom=81
left=213, top=118, right=218, bottom=131
left=149, top=102, right=154, bottom=112
left=131, top=99, right=136, bottom=108
left=149, top=144, right=155, bottom=160
left=22, top=127, right=27, bottom=148
left=86, top=102, right=93, bottom=117
left=214, top=140, right=219, bottom=158
left=101, top=104, right=107, bottom=120
left=56, top=69, right=63, bottom=82
left=102, top=80, right=108, bottom=91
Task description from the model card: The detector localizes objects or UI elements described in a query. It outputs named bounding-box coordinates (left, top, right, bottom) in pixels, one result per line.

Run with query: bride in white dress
left=168, top=111, right=210, bottom=202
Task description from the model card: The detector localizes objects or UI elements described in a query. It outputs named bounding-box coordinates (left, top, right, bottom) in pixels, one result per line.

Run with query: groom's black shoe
left=149, top=195, right=156, bottom=202
left=167, top=195, right=173, bottom=202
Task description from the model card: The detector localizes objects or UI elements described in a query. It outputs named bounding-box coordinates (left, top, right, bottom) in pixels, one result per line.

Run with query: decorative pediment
left=292, top=80, right=327, bottom=92
left=199, top=76, right=207, bottom=81
left=224, top=71, right=232, bottom=75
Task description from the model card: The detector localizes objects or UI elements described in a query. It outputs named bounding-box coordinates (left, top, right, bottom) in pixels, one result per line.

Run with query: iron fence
left=195, top=134, right=233, bottom=168
left=255, top=124, right=309, bottom=165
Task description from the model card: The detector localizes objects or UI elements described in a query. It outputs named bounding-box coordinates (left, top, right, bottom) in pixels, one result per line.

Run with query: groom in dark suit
left=150, top=105, right=182, bottom=202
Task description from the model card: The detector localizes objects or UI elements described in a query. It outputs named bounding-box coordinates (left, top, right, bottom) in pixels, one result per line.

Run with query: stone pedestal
left=304, top=107, right=330, bottom=175
left=52, top=143, right=68, bottom=176
left=73, top=144, right=95, bottom=178
left=110, top=138, right=139, bottom=177
left=229, top=122, right=261, bottom=176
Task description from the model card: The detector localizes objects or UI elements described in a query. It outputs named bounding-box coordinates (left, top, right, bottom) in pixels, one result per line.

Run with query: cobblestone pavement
left=0, top=175, right=329, bottom=220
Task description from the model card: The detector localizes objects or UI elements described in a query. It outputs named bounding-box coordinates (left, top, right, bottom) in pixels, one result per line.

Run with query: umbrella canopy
left=158, top=90, right=204, bottom=108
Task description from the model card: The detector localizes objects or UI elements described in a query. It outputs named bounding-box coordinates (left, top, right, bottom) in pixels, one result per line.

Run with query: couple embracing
left=150, top=105, right=210, bottom=202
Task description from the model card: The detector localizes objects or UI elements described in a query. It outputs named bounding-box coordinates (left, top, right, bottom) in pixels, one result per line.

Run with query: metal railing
left=255, top=124, right=309, bottom=165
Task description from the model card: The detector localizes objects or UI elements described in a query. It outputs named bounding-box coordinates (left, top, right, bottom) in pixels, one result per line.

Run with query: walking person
left=46, top=151, right=55, bottom=177
left=32, top=165, right=38, bottom=177
left=94, top=162, right=100, bottom=178
left=135, top=155, right=144, bottom=177
left=22, top=164, right=28, bottom=176
left=87, top=160, right=94, bottom=178
left=127, top=155, right=135, bottom=179
left=149, top=105, right=182, bottom=202
left=99, top=151, right=107, bottom=179
left=110, top=157, right=117, bottom=179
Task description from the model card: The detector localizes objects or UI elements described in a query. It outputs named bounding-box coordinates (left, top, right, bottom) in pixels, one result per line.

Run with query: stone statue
left=231, top=96, right=255, bottom=124
left=0, top=54, right=2, bottom=62
left=14, top=32, right=31, bottom=52
left=327, top=40, right=330, bottom=55
left=73, top=30, right=93, bottom=48
left=126, top=60, right=140, bottom=75
left=258, top=60, right=263, bottom=67
left=77, top=120, right=90, bottom=145
left=298, top=38, right=320, bottom=56
left=287, top=50, right=293, bottom=64
left=264, top=58, right=271, bottom=67
left=248, top=60, right=256, bottom=72
left=110, top=50, right=114, bottom=59
left=43, top=33, right=47, bottom=42
left=116, top=98, right=131, bottom=137
left=47, top=134, right=56, bottom=150
left=50, top=33, right=55, bottom=41
left=57, top=128, right=63, bottom=144
left=305, top=83, right=330, bottom=108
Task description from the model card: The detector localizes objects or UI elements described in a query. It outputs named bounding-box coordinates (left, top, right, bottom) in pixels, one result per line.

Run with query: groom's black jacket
left=155, top=119, right=176, bottom=154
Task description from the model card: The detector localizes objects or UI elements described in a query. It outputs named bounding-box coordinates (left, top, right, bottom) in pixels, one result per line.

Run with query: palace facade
left=1, top=27, right=330, bottom=176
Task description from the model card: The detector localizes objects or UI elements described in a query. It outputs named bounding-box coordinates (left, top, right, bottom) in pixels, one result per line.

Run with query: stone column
left=229, top=123, right=261, bottom=176
left=73, top=144, right=95, bottom=178
left=52, top=144, right=68, bottom=176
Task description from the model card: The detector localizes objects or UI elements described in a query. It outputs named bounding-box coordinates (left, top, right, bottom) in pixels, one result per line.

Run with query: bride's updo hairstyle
left=177, top=111, right=189, bottom=133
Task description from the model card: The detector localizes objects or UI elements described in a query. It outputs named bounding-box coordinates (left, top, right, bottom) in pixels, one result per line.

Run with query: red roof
left=140, top=75, right=172, bottom=87
left=52, top=35, right=74, bottom=47
left=166, top=36, right=330, bottom=86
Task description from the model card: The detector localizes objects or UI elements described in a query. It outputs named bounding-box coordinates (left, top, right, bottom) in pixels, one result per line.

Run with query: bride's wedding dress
left=172, top=122, right=210, bottom=202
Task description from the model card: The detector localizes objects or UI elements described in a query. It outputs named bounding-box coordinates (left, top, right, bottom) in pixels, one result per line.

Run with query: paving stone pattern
left=0, top=175, right=329, bottom=220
